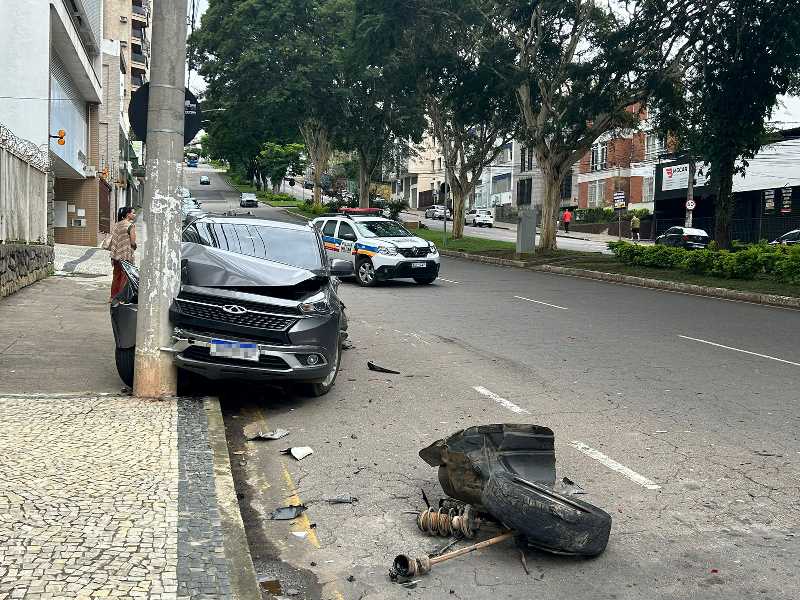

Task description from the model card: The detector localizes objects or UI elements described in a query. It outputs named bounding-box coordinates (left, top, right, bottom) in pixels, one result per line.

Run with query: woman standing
left=109, top=206, right=137, bottom=300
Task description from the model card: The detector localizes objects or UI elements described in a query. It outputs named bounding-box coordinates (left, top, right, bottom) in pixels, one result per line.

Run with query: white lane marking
left=473, top=386, right=530, bottom=414
left=513, top=295, right=569, bottom=310
left=570, top=441, right=662, bottom=490
left=437, top=277, right=461, bottom=284
left=679, top=335, right=800, bottom=367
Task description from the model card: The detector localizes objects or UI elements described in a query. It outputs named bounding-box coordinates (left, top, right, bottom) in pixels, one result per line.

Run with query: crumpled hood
left=180, top=242, right=319, bottom=287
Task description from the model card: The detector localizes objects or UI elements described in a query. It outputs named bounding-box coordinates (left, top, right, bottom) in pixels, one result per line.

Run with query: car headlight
left=299, top=292, right=331, bottom=314
left=428, top=242, right=438, bottom=254
left=378, top=246, right=397, bottom=255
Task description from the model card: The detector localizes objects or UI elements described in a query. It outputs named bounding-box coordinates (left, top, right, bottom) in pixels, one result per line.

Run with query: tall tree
left=258, top=142, right=306, bottom=192
left=654, top=0, right=800, bottom=247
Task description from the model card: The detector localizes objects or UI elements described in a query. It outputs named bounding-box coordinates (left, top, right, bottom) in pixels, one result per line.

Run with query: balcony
left=131, top=52, right=147, bottom=72
left=131, top=74, right=145, bottom=91
left=132, top=4, right=149, bottom=23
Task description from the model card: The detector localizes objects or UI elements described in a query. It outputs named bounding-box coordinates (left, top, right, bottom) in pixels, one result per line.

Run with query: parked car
left=312, top=211, right=440, bottom=286
left=199, top=175, right=210, bottom=185
left=110, top=215, right=352, bottom=396
left=466, top=209, right=494, bottom=227
left=771, top=229, right=800, bottom=246
left=425, top=205, right=451, bottom=220
left=655, top=226, right=710, bottom=249
left=240, top=193, right=259, bottom=208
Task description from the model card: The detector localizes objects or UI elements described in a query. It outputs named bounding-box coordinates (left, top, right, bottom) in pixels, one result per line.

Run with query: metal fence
left=0, top=124, right=50, bottom=243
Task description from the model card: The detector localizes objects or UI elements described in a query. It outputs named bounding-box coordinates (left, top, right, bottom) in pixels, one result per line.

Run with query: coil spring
left=417, top=504, right=478, bottom=539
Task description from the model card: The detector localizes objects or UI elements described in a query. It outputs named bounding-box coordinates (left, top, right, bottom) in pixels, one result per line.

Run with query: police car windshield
left=356, top=220, right=412, bottom=238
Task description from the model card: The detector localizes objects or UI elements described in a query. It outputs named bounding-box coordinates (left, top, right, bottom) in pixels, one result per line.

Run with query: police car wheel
left=356, top=258, right=377, bottom=287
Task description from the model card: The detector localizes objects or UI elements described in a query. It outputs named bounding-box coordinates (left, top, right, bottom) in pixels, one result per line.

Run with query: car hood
left=180, top=242, right=321, bottom=287
left=379, top=236, right=429, bottom=248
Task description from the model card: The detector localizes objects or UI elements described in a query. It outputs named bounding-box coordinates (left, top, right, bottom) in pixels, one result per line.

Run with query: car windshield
left=355, top=220, right=413, bottom=238
left=185, top=221, right=323, bottom=271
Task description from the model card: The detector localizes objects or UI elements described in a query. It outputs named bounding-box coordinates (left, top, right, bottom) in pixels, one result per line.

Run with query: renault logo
left=222, top=304, right=247, bottom=315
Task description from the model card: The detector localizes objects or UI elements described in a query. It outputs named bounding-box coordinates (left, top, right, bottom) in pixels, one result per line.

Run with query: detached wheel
left=115, top=347, right=135, bottom=387
left=297, top=339, right=342, bottom=397
left=414, top=276, right=437, bottom=285
left=355, top=258, right=377, bottom=287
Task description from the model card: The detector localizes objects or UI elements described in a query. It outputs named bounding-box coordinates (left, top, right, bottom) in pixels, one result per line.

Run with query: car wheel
left=356, top=258, right=377, bottom=287
left=297, top=338, right=341, bottom=397
left=115, top=347, right=135, bottom=387
left=488, top=224, right=493, bottom=228
left=414, top=276, right=437, bottom=285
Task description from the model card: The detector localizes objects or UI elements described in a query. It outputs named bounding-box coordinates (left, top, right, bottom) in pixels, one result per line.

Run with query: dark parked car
left=240, top=193, right=258, bottom=208
left=110, top=216, right=352, bottom=396
left=771, top=229, right=800, bottom=246
left=655, top=226, right=710, bottom=249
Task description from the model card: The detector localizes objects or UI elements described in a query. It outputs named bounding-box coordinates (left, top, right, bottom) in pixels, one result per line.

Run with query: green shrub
left=773, top=246, right=800, bottom=284
left=607, top=240, right=644, bottom=264
left=260, top=191, right=297, bottom=203
left=682, top=249, right=717, bottom=274
left=634, top=245, right=685, bottom=268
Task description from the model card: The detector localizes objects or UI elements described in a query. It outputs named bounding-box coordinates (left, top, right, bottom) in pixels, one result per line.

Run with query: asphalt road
left=187, top=167, right=800, bottom=600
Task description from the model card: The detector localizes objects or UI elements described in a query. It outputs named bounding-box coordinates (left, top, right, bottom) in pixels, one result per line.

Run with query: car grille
left=181, top=345, right=290, bottom=369
left=175, top=293, right=298, bottom=331
left=397, top=246, right=429, bottom=258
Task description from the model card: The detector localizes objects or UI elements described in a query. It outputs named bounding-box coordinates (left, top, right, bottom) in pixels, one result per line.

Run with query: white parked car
left=465, top=208, right=494, bottom=227
left=425, top=205, right=451, bottom=220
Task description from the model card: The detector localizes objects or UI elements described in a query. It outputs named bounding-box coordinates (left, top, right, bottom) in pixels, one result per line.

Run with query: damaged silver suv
left=110, top=215, right=352, bottom=396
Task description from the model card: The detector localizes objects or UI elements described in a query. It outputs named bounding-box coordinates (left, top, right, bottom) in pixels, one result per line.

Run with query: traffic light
left=50, top=130, right=66, bottom=145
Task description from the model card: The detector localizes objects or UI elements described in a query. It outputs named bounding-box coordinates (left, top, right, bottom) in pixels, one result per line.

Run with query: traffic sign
left=686, top=199, right=696, bottom=210
left=613, top=191, right=626, bottom=209
left=128, top=84, right=202, bottom=146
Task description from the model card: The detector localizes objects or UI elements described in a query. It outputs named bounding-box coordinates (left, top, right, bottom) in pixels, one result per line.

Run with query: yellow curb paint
left=281, top=464, right=320, bottom=548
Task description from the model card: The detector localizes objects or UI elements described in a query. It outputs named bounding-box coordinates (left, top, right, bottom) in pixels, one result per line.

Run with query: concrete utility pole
left=133, top=0, right=188, bottom=398
left=685, top=159, right=695, bottom=228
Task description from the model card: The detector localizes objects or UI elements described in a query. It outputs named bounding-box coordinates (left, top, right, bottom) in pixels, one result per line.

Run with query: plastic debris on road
left=281, top=446, right=314, bottom=460
left=325, top=495, right=358, bottom=504
left=269, top=504, right=308, bottom=520
left=367, top=360, right=401, bottom=374
left=244, top=423, right=290, bottom=441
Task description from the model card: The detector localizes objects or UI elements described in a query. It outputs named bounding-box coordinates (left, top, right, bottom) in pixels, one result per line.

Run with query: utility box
left=516, top=207, right=537, bottom=254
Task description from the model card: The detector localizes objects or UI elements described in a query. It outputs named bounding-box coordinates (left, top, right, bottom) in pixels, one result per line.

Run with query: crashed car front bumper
left=167, top=328, right=335, bottom=381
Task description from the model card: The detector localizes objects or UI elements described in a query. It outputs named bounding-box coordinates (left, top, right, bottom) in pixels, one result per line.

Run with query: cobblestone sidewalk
left=0, top=395, right=253, bottom=600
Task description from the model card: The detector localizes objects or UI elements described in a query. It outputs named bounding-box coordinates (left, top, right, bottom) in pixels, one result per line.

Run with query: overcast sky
left=189, top=0, right=800, bottom=128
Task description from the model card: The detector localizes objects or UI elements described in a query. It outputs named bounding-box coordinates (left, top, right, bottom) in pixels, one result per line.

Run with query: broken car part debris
left=392, top=531, right=515, bottom=578
left=417, top=503, right=480, bottom=539
left=367, top=361, right=401, bottom=374
left=269, top=504, right=308, bottom=520
left=418, top=424, right=612, bottom=557
left=244, top=423, right=290, bottom=441
left=281, top=446, right=314, bottom=460
left=325, top=495, right=358, bottom=504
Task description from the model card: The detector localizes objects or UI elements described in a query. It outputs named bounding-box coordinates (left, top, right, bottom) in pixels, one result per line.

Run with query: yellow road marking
left=281, top=464, right=320, bottom=548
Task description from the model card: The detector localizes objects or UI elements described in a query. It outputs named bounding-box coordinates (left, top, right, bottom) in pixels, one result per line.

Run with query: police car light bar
left=340, top=207, right=381, bottom=214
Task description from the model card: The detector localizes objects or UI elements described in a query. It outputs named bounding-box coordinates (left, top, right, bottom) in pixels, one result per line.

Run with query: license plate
left=210, top=339, right=259, bottom=361
left=412, top=262, right=427, bottom=268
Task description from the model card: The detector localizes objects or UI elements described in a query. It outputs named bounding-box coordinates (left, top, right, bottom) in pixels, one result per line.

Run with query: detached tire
left=115, top=347, right=135, bottom=387
left=482, top=471, right=612, bottom=557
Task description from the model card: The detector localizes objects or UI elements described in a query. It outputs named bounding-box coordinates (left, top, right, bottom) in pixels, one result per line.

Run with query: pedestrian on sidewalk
left=562, top=208, right=573, bottom=234
left=109, top=207, right=137, bottom=300
left=630, top=214, right=641, bottom=241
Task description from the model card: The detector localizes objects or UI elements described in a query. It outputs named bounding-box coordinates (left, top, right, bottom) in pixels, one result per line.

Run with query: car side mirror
left=330, top=259, right=354, bottom=277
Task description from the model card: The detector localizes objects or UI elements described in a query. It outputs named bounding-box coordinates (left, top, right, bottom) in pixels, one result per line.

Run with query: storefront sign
left=661, top=163, right=708, bottom=191
left=764, top=189, right=775, bottom=211
left=781, top=187, right=792, bottom=213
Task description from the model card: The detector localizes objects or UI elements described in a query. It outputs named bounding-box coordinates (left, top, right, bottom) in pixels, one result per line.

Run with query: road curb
left=439, top=250, right=800, bottom=309
left=204, top=397, right=262, bottom=600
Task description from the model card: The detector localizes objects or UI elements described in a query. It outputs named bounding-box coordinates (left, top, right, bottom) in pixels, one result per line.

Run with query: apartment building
left=100, top=0, right=150, bottom=228
left=392, top=133, right=445, bottom=209
left=473, top=142, right=513, bottom=209
left=0, top=0, right=107, bottom=247
left=575, top=107, right=665, bottom=213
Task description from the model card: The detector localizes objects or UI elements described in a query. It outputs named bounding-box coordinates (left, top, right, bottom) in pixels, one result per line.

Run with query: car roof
left=781, top=229, right=800, bottom=235
left=681, top=227, right=709, bottom=235
left=195, top=214, right=313, bottom=231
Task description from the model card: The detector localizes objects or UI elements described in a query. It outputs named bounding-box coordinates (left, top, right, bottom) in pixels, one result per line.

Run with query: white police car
left=312, top=209, right=440, bottom=286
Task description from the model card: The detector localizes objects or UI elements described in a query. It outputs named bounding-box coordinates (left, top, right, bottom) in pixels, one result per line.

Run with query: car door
left=321, top=219, right=339, bottom=258
left=663, top=227, right=679, bottom=246
left=335, top=221, right=358, bottom=261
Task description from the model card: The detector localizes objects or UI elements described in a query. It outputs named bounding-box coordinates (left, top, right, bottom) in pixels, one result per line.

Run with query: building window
left=560, top=173, right=572, bottom=199
left=588, top=180, right=605, bottom=207
left=520, top=147, right=527, bottom=172
left=492, top=173, right=511, bottom=194
left=438, top=157, right=442, bottom=170
left=591, top=142, right=607, bottom=171
left=431, top=159, right=435, bottom=173
left=645, top=134, right=665, bottom=160
left=643, top=176, right=654, bottom=203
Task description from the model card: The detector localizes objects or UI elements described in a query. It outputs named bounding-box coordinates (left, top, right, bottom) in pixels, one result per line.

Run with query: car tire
left=355, top=258, right=377, bottom=287
left=115, top=347, right=135, bottom=387
left=488, top=224, right=493, bottom=228
left=296, top=338, right=342, bottom=397
left=414, top=276, right=437, bottom=285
